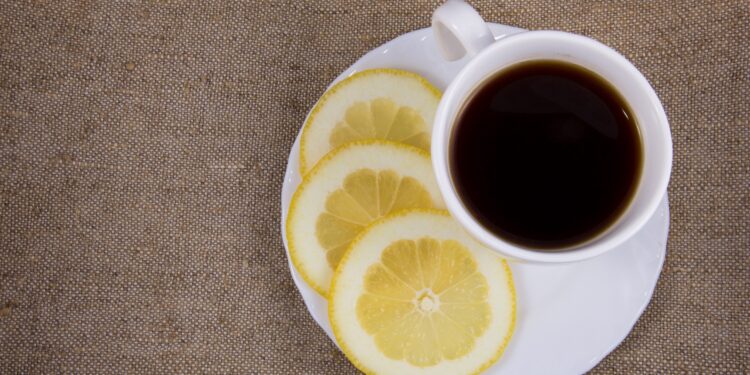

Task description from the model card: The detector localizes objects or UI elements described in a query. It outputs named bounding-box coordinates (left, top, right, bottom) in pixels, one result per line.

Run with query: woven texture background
left=1, top=1, right=748, bottom=373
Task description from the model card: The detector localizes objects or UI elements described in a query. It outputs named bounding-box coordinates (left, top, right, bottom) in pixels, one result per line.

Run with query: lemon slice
left=287, top=141, right=445, bottom=295
left=300, top=68, right=441, bottom=175
left=330, top=210, right=515, bottom=375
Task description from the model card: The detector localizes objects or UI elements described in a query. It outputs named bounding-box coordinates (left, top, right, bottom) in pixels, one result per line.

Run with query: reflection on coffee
left=450, top=60, right=643, bottom=250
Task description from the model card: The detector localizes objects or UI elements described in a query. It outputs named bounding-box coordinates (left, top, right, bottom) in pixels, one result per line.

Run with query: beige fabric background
left=0, top=0, right=747, bottom=373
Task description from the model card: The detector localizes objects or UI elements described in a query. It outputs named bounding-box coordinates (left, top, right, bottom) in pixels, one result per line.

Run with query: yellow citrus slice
left=300, top=68, right=441, bottom=175
left=330, top=210, right=515, bottom=375
left=287, top=141, right=445, bottom=296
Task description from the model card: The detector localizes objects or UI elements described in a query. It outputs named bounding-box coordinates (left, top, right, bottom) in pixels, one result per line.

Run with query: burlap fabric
left=0, top=1, right=747, bottom=373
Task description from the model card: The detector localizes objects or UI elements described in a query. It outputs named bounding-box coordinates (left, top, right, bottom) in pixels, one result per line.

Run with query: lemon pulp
left=330, top=98, right=430, bottom=152
left=286, top=141, right=444, bottom=296
left=300, top=69, right=440, bottom=175
left=317, top=168, right=434, bottom=269
left=329, top=210, right=515, bottom=375
left=357, top=237, right=491, bottom=367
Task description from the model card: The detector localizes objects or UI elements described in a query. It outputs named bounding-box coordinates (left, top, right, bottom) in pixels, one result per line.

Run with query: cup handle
left=432, top=1, right=495, bottom=61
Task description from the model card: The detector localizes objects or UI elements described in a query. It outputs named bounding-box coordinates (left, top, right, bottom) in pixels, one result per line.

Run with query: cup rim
left=432, top=30, right=672, bottom=263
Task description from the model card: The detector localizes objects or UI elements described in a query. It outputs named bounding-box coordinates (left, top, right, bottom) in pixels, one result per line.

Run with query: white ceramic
left=280, top=23, right=670, bottom=375
left=431, top=1, right=673, bottom=263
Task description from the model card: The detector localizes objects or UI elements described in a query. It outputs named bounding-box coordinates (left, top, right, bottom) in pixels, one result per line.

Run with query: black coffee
left=450, top=60, right=642, bottom=250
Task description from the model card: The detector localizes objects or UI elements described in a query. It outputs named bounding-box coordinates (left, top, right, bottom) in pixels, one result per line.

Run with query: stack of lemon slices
left=286, top=69, right=516, bottom=374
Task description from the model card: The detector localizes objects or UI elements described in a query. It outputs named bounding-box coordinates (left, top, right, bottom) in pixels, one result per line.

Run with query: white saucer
left=280, top=23, right=669, bottom=375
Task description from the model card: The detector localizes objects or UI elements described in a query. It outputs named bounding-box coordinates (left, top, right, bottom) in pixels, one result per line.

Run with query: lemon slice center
left=415, top=289, right=439, bottom=313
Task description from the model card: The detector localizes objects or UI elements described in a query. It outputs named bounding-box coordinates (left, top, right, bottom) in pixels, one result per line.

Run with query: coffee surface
left=451, top=60, right=642, bottom=250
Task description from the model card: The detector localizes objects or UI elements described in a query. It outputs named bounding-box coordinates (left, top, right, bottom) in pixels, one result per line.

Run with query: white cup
left=431, top=1, right=672, bottom=263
